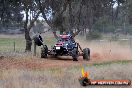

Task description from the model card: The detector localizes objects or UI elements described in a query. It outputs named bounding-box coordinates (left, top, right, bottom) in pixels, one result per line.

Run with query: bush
left=109, top=34, right=119, bottom=41
left=86, top=32, right=102, bottom=40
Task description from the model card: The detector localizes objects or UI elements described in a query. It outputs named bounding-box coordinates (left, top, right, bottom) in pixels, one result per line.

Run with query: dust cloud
left=76, top=39, right=132, bottom=61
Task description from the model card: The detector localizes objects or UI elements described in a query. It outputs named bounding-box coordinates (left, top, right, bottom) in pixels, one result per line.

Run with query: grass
left=0, top=38, right=25, bottom=52
left=92, top=60, right=132, bottom=67
left=0, top=36, right=56, bottom=52
left=0, top=60, right=132, bottom=88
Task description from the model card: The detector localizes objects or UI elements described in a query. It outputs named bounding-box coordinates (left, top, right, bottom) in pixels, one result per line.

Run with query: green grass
left=0, top=38, right=25, bottom=46
left=0, top=38, right=25, bottom=52
left=92, top=60, right=132, bottom=67
left=64, top=60, right=132, bottom=72
left=0, top=36, right=56, bottom=52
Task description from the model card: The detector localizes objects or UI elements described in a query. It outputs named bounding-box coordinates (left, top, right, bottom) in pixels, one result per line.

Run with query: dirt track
left=0, top=47, right=132, bottom=70
left=0, top=56, right=95, bottom=70
left=0, top=50, right=132, bottom=70
left=0, top=44, right=132, bottom=70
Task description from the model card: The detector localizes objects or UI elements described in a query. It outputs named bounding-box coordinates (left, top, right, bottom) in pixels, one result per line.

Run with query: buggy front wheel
left=83, top=48, right=90, bottom=61
left=41, top=45, right=48, bottom=58
left=72, top=48, right=78, bottom=61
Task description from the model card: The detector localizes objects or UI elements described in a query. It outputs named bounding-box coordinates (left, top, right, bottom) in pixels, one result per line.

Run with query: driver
left=53, top=31, right=74, bottom=41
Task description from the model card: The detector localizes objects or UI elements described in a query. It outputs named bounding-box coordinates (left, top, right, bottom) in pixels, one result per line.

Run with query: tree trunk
left=24, top=7, right=32, bottom=52
left=25, top=29, right=32, bottom=51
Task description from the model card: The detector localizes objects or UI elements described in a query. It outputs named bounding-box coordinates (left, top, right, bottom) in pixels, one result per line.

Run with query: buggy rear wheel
left=41, top=45, right=48, bottom=58
left=83, top=48, right=90, bottom=60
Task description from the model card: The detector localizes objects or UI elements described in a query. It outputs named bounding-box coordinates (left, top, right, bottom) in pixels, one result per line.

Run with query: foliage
left=86, top=32, right=102, bottom=40
left=110, top=34, right=119, bottom=41
left=93, top=16, right=116, bottom=33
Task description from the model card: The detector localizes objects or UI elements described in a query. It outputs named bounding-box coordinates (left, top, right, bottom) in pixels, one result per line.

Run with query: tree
left=0, top=0, right=23, bottom=27
left=0, top=0, right=128, bottom=51
left=23, top=0, right=41, bottom=51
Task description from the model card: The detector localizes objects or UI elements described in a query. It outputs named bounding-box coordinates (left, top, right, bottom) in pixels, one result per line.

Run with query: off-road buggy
left=33, top=34, right=90, bottom=61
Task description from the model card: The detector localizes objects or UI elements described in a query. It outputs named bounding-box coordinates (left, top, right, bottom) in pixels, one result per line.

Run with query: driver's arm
left=73, top=30, right=80, bottom=38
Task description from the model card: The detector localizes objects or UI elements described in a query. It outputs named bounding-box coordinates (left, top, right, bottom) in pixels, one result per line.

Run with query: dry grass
left=0, top=61, right=132, bottom=88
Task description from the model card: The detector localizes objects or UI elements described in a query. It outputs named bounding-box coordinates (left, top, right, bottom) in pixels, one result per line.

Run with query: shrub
left=86, top=32, right=102, bottom=40
left=109, top=34, right=119, bottom=41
